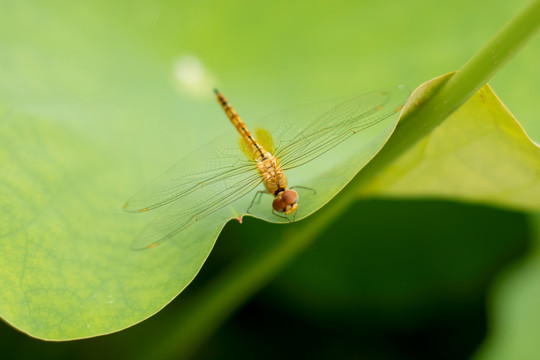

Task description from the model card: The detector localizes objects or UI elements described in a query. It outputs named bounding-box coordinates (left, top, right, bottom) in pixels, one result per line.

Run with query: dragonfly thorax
left=256, top=155, right=288, bottom=195
left=254, top=151, right=273, bottom=162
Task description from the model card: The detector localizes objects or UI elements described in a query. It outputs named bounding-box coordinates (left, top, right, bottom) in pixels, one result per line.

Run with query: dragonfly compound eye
left=282, top=189, right=298, bottom=206
left=272, top=197, right=286, bottom=212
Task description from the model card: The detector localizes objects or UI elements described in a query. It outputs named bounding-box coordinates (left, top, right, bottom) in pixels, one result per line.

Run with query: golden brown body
left=214, top=90, right=298, bottom=214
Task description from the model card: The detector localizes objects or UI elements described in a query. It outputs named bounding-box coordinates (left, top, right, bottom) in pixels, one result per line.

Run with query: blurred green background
left=1, top=0, right=539, bottom=359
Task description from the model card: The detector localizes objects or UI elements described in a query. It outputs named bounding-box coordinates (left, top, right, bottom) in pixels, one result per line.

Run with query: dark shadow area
left=0, top=199, right=529, bottom=360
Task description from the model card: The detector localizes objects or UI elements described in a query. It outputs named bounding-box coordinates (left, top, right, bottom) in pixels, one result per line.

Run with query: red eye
left=281, top=190, right=298, bottom=205
left=272, top=197, right=286, bottom=212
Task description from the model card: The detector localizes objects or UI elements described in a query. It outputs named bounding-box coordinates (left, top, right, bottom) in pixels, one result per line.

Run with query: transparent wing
left=124, top=134, right=256, bottom=213
left=264, top=86, right=409, bottom=170
left=124, top=134, right=261, bottom=249
left=130, top=168, right=262, bottom=250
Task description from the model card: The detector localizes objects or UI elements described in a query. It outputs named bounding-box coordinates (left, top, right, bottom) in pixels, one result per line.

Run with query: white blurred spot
left=174, top=56, right=204, bottom=84
left=173, top=55, right=215, bottom=97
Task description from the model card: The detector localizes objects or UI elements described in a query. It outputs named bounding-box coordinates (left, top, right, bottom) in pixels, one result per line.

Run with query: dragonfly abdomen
left=214, top=89, right=267, bottom=160
left=214, top=89, right=298, bottom=214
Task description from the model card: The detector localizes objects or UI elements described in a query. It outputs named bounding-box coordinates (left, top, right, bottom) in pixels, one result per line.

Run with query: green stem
left=142, top=1, right=540, bottom=358
left=355, top=0, right=540, bottom=191
left=436, top=0, right=540, bottom=118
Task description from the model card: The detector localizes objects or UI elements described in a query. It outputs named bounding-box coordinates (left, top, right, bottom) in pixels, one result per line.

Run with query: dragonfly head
left=273, top=189, right=298, bottom=215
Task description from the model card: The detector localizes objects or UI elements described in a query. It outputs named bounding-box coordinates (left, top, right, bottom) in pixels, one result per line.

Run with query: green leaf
left=0, top=92, right=405, bottom=340
left=0, top=21, right=407, bottom=341
left=0, top=105, right=225, bottom=339
left=360, top=73, right=540, bottom=210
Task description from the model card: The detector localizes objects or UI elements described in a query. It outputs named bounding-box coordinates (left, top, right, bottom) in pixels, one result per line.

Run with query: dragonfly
left=124, top=86, right=409, bottom=250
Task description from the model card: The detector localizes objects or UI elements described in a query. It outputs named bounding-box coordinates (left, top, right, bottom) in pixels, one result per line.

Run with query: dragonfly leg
left=291, top=185, right=317, bottom=195
left=272, top=208, right=292, bottom=222
left=247, top=190, right=271, bottom=214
